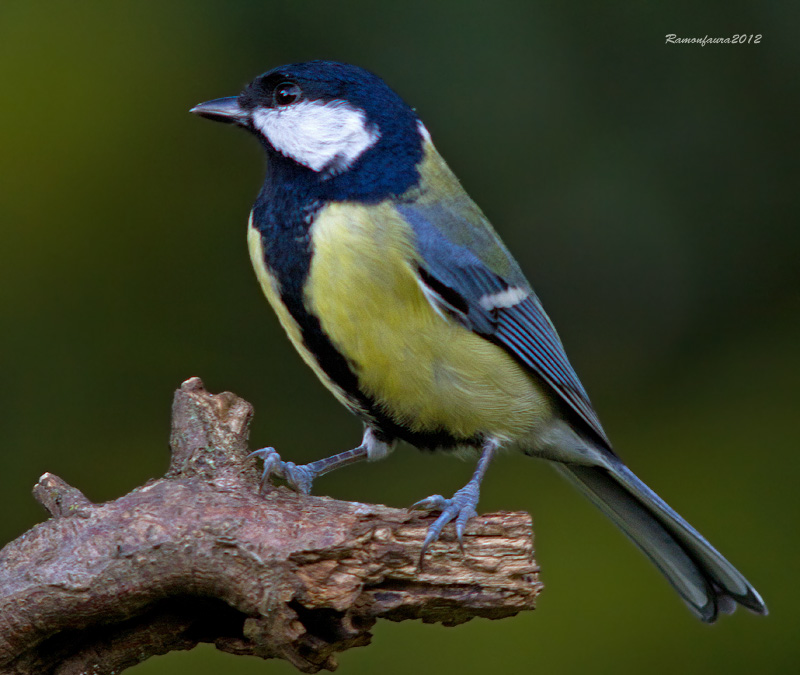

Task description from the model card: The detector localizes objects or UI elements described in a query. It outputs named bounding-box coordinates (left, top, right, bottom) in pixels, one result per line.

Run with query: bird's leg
left=411, top=437, right=499, bottom=564
left=249, top=427, right=392, bottom=495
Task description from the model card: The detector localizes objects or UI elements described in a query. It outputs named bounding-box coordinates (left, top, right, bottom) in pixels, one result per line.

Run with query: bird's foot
left=248, top=447, right=316, bottom=494
left=411, top=482, right=480, bottom=565
left=249, top=443, right=372, bottom=496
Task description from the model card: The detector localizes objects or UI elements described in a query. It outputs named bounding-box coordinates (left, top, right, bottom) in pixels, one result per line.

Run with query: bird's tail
left=554, top=461, right=767, bottom=622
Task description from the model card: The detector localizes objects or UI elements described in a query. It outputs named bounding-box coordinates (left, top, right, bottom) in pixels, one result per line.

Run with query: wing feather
left=400, top=203, right=610, bottom=446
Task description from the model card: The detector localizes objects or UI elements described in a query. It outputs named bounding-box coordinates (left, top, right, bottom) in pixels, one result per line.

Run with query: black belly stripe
left=251, top=179, right=482, bottom=451
left=278, top=283, right=482, bottom=450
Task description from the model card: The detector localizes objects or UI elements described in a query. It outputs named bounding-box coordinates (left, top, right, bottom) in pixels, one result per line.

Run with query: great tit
left=191, top=61, right=766, bottom=622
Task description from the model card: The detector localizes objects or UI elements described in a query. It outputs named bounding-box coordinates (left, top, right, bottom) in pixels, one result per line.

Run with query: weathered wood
left=0, top=378, right=541, bottom=674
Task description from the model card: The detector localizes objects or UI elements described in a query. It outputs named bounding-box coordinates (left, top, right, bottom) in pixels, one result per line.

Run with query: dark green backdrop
left=2, top=2, right=797, bottom=673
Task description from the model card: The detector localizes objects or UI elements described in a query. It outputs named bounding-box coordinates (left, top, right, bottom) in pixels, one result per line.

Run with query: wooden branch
left=0, top=378, right=541, bottom=674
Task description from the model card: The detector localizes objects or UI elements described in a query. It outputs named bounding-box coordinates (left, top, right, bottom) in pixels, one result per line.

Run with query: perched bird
left=191, top=61, right=766, bottom=622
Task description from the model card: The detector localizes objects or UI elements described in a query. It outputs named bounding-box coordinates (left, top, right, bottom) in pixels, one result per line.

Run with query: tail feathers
left=555, top=462, right=767, bottom=622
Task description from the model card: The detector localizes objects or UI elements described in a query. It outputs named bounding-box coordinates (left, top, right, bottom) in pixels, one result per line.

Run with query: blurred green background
left=2, top=1, right=798, bottom=673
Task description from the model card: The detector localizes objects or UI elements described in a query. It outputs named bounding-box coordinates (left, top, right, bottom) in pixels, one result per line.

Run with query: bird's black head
left=191, top=61, right=427, bottom=202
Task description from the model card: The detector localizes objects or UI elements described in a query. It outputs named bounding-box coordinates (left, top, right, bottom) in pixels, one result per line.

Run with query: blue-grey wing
left=397, top=202, right=610, bottom=447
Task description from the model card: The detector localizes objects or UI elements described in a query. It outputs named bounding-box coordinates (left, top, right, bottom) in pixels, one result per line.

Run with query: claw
left=248, top=447, right=280, bottom=490
left=281, top=462, right=315, bottom=495
left=247, top=447, right=275, bottom=460
left=410, top=494, right=448, bottom=511
left=455, top=503, right=477, bottom=553
left=248, top=447, right=317, bottom=494
left=412, top=483, right=481, bottom=566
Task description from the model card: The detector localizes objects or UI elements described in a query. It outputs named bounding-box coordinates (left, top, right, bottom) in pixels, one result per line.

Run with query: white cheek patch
left=252, top=99, right=381, bottom=175
left=479, top=286, right=529, bottom=311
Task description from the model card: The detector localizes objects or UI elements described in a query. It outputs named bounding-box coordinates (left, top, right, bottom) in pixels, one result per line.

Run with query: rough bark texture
left=0, top=377, right=542, bottom=674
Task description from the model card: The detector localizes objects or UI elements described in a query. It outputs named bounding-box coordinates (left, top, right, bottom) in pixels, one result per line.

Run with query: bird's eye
left=274, top=82, right=302, bottom=106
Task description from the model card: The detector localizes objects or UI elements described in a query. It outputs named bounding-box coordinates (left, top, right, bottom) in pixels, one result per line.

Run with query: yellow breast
left=304, top=202, right=553, bottom=443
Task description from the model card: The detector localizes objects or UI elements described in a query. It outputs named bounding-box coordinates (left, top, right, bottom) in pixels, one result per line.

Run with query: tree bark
left=0, top=377, right=541, bottom=674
